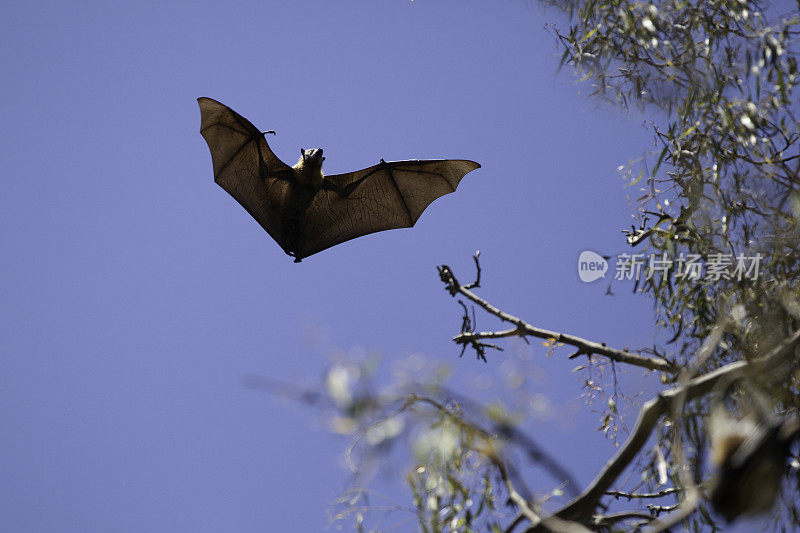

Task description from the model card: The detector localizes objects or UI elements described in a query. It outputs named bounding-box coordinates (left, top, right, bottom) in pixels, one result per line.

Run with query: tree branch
left=523, top=326, right=800, bottom=529
left=605, top=488, right=678, bottom=500
left=438, top=262, right=677, bottom=373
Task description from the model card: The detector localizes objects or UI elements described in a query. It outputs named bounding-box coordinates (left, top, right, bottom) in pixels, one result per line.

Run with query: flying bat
left=197, top=97, right=480, bottom=262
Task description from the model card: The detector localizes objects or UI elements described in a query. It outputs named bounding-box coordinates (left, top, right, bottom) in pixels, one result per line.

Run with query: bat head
left=300, top=148, right=325, bottom=168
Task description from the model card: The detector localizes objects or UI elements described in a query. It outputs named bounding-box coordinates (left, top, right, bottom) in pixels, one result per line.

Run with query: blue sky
left=1, top=1, right=762, bottom=531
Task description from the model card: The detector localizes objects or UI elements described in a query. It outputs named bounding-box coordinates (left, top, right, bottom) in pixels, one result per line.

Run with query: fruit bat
left=197, top=97, right=480, bottom=262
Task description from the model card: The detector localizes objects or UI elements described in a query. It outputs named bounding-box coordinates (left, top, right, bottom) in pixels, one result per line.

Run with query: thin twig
left=464, top=250, right=482, bottom=289
left=605, top=488, right=679, bottom=500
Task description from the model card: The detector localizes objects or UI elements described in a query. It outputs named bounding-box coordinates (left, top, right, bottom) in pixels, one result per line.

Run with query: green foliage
left=553, top=0, right=800, bottom=355
left=550, top=0, right=800, bottom=529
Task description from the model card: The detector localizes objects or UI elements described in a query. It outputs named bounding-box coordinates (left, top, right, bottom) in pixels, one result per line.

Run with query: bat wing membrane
left=197, top=97, right=295, bottom=253
left=297, top=159, right=480, bottom=259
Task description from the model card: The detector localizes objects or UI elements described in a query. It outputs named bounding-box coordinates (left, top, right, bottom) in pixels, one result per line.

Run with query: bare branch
left=592, top=510, right=654, bottom=527
left=464, top=250, right=482, bottom=290
left=605, top=488, right=679, bottom=500
left=438, top=263, right=677, bottom=373
left=644, top=496, right=700, bottom=533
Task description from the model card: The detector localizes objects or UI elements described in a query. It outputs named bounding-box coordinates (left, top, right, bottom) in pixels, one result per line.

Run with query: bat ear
left=300, top=148, right=306, bottom=157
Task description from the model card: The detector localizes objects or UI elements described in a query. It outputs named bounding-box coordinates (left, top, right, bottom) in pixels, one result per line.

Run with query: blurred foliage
left=318, top=350, right=559, bottom=532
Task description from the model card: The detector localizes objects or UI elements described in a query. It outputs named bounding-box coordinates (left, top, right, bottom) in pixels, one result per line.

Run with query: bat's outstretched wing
left=295, top=159, right=480, bottom=260
left=197, top=97, right=296, bottom=254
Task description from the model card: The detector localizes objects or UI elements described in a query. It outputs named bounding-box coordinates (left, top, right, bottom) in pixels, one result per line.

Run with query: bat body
left=197, top=97, right=480, bottom=262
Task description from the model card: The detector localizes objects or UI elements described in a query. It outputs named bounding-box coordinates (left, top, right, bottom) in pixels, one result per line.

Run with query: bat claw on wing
left=262, top=130, right=276, bottom=136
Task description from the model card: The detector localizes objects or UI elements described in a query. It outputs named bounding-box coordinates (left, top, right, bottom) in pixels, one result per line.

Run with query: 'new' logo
left=578, top=251, right=608, bottom=282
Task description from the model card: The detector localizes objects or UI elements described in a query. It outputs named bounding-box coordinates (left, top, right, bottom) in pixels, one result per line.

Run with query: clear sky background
left=0, top=1, right=770, bottom=531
